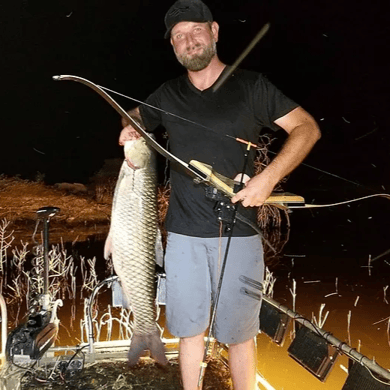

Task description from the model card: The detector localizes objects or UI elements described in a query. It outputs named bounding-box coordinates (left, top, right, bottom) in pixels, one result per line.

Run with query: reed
left=0, top=224, right=100, bottom=328
left=0, top=219, right=14, bottom=292
left=312, top=303, right=329, bottom=329
left=263, top=267, right=276, bottom=297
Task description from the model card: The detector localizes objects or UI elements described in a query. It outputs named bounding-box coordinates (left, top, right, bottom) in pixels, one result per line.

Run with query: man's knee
left=180, top=331, right=206, bottom=345
left=229, top=336, right=255, bottom=351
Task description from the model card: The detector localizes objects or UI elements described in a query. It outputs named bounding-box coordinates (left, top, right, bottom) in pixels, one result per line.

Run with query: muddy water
left=3, top=199, right=390, bottom=389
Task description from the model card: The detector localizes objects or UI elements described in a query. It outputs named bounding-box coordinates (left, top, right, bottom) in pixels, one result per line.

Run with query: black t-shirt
left=139, top=67, right=299, bottom=238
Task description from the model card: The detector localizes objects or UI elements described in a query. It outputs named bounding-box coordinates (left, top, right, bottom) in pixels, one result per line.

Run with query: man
left=119, top=1, right=321, bottom=389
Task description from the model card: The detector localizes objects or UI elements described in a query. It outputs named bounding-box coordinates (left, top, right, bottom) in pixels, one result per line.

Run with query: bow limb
left=288, top=193, right=390, bottom=209
left=53, top=74, right=208, bottom=183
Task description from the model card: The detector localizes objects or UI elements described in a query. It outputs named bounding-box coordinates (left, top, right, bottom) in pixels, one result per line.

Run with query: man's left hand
left=231, top=172, right=276, bottom=207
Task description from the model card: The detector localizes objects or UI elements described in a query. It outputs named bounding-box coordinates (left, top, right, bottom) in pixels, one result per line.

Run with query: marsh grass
left=0, top=224, right=100, bottom=329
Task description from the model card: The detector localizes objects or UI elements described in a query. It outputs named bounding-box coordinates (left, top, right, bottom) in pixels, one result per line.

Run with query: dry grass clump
left=0, top=175, right=112, bottom=220
left=93, top=176, right=117, bottom=203
left=254, top=136, right=290, bottom=229
left=0, top=175, right=112, bottom=244
left=89, top=158, right=121, bottom=203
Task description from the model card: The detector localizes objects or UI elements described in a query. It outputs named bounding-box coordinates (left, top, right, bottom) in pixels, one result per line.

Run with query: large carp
left=104, top=137, right=167, bottom=366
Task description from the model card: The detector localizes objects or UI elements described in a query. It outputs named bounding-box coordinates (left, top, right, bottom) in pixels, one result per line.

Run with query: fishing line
left=266, top=149, right=380, bottom=192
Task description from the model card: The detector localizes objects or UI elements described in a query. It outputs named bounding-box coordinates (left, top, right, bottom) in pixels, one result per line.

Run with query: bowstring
left=100, top=84, right=385, bottom=197
left=99, top=85, right=216, bottom=134
left=290, top=193, right=390, bottom=209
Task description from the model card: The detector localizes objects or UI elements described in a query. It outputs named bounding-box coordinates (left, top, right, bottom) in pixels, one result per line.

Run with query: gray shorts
left=164, top=232, right=264, bottom=344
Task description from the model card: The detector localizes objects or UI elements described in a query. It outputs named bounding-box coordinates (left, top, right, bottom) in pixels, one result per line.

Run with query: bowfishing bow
left=53, top=75, right=390, bottom=210
left=53, top=75, right=306, bottom=210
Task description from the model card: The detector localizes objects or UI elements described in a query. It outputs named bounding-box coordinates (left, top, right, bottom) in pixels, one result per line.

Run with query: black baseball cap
left=164, top=0, right=213, bottom=39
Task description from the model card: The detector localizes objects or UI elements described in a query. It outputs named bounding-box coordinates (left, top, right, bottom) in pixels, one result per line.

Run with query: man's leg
left=209, top=235, right=262, bottom=390
left=164, top=234, right=210, bottom=389
left=229, top=337, right=257, bottom=390
left=179, top=331, right=206, bottom=390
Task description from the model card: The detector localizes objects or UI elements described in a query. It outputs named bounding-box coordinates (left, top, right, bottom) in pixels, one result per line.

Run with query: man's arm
left=119, top=107, right=144, bottom=146
left=231, top=106, right=321, bottom=207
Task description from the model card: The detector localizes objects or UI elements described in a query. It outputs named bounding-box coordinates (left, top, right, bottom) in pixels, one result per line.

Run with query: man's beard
left=175, top=40, right=217, bottom=71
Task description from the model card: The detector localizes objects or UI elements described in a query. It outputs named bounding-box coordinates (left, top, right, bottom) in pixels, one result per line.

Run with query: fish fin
left=147, top=330, right=168, bottom=366
left=127, top=331, right=168, bottom=366
left=104, top=234, right=112, bottom=260
left=155, top=228, right=164, bottom=267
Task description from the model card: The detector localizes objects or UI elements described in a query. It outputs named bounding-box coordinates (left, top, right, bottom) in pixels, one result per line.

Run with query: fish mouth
left=126, top=159, right=140, bottom=170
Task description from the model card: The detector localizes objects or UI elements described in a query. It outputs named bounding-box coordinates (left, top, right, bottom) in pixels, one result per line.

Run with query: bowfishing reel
left=204, top=186, right=238, bottom=232
left=6, top=206, right=63, bottom=364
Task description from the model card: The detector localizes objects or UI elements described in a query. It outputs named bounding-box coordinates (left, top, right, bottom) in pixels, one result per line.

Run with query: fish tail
left=127, top=330, right=168, bottom=366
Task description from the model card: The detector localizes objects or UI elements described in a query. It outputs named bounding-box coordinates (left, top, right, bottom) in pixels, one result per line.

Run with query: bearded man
left=119, top=1, right=321, bottom=389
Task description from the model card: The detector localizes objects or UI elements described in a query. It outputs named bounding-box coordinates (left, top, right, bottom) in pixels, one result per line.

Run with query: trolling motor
left=6, top=207, right=63, bottom=363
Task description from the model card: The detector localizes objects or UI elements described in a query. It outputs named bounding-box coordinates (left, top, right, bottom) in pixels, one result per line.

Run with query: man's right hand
left=119, top=125, right=143, bottom=170
left=119, top=124, right=142, bottom=146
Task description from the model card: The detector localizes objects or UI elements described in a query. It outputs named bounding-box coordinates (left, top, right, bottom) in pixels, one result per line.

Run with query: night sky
left=1, top=0, right=389, bottom=199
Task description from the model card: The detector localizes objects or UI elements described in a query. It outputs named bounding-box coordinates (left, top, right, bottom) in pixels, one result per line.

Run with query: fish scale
left=104, top=138, right=167, bottom=365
